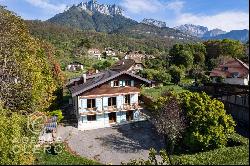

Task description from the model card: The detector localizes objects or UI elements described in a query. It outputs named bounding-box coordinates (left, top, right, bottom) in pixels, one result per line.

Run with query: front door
left=109, top=112, right=117, bottom=123
left=126, top=110, right=134, bottom=121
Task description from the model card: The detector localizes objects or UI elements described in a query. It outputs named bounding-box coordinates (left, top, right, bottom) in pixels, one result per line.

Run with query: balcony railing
left=79, top=103, right=143, bottom=115
left=123, top=103, right=143, bottom=110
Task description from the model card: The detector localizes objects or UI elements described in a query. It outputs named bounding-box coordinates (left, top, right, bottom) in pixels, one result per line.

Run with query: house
left=88, top=48, right=102, bottom=60
left=110, top=59, right=144, bottom=74
left=68, top=70, right=152, bottom=131
left=210, top=58, right=249, bottom=85
left=67, top=62, right=84, bottom=71
left=124, top=51, right=145, bottom=62
left=104, top=47, right=116, bottom=57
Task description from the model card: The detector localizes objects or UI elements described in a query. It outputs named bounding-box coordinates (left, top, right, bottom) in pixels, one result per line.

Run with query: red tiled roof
left=210, top=58, right=249, bottom=78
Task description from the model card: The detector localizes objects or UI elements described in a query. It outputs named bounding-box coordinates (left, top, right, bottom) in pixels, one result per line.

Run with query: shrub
left=179, top=92, right=236, bottom=151
left=48, top=110, right=64, bottom=122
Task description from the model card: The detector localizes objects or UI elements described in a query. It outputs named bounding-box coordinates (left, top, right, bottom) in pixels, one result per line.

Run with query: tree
left=0, top=6, right=61, bottom=113
left=152, top=92, right=186, bottom=154
left=0, top=105, right=36, bottom=165
left=139, top=69, right=171, bottom=85
left=179, top=92, right=236, bottom=151
left=92, top=60, right=112, bottom=71
left=169, top=44, right=194, bottom=69
left=168, top=65, right=185, bottom=84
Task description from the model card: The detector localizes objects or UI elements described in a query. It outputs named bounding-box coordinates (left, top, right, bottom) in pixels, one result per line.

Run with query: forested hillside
left=26, top=20, right=196, bottom=70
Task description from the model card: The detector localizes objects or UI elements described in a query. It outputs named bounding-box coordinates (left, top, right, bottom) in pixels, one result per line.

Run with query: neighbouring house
left=67, top=62, right=84, bottom=71
left=105, top=47, right=116, bottom=56
left=124, top=51, right=155, bottom=62
left=110, top=59, right=144, bottom=74
left=88, top=48, right=102, bottom=60
left=68, top=70, right=152, bottom=131
left=210, top=58, right=249, bottom=85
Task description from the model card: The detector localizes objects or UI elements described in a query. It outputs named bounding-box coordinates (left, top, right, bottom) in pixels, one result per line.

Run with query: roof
left=69, top=70, right=151, bottom=97
left=110, top=59, right=136, bottom=72
left=210, top=58, right=249, bottom=78
left=69, top=61, right=83, bottom=65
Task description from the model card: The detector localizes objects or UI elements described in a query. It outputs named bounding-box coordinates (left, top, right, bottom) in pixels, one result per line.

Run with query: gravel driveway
left=57, top=121, right=165, bottom=165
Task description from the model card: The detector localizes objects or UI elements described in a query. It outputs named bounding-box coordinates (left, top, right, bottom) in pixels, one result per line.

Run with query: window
left=113, top=80, right=119, bottom=87
left=125, top=80, right=130, bottom=86
left=87, top=115, right=96, bottom=121
left=87, top=99, right=96, bottom=108
left=108, top=97, right=116, bottom=106
left=125, top=94, right=130, bottom=104
left=222, top=66, right=228, bottom=71
left=232, top=72, right=239, bottom=78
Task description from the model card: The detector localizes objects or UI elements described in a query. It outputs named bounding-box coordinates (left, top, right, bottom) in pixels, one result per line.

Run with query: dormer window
left=113, top=80, right=119, bottom=87
left=125, top=80, right=130, bottom=86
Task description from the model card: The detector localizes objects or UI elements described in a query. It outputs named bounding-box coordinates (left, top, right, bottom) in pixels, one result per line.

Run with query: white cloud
left=24, top=0, right=66, bottom=13
left=120, top=0, right=185, bottom=14
left=166, top=0, right=185, bottom=13
left=176, top=11, right=249, bottom=31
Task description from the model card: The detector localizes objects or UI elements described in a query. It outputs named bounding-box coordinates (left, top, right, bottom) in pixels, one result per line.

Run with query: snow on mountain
left=141, top=18, right=166, bottom=28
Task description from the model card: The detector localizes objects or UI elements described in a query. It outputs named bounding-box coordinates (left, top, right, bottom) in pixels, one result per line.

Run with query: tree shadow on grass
left=97, top=121, right=166, bottom=153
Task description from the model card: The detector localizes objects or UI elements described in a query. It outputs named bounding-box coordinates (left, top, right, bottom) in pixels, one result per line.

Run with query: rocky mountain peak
left=174, top=24, right=208, bottom=37
left=76, top=0, right=124, bottom=16
left=141, top=18, right=166, bottom=28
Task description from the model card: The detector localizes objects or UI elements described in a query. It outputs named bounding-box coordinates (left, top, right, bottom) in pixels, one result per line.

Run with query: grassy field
left=141, top=84, right=188, bottom=99
left=35, top=144, right=101, bottom=165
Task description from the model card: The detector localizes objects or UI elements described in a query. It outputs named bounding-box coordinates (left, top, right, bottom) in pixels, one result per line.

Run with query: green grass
left=35, top=144, right=101, bottom=165
left=171, top=133, right=249, bottom=165
left=141, top=84, right=188, bottom=99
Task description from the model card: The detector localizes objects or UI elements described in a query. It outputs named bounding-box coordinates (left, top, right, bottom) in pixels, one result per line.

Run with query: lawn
left=141, top=84, right=188, bottom=99
left=171, top=133, right=249, bottom=165
left=35, top=143, right=101, bottom=165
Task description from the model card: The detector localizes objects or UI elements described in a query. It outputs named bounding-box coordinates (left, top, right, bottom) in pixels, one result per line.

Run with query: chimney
left=82, top=74, right=86, bottom=83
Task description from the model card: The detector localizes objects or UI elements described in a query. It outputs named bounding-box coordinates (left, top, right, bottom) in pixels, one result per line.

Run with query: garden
left=125, top=90, right=249, bottom=165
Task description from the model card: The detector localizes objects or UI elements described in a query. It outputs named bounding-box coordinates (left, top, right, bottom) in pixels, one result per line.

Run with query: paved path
left=57, top=121, right=165, bottom=165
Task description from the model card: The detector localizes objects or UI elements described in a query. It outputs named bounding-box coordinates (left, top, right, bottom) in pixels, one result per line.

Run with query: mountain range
left=47, top=0, right=248, bottom=42
left=174, top=24, right=248, bottom=42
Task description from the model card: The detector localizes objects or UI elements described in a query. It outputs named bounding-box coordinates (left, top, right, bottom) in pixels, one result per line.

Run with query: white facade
left=75, top=93, right=143, bottom=131
left=67, top=64, right=84, bottom=71
left=88, top=49, right=102, bottom=60
left=212, top=75, right=249, bottom=85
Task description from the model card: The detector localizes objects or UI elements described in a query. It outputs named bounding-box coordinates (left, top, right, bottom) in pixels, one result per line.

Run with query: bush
left=179, top=92, right=236, bottom=151
left=48, top=110, right=64, bottom=122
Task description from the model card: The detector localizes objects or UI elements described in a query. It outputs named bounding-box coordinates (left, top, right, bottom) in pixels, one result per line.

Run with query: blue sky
left=0, top=0, right=249, bottom=31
